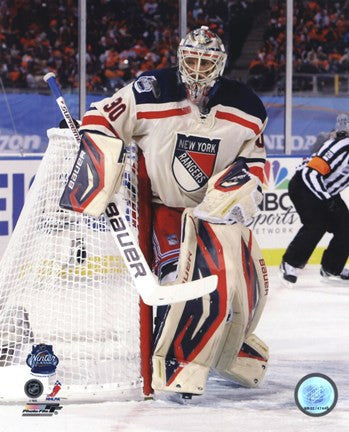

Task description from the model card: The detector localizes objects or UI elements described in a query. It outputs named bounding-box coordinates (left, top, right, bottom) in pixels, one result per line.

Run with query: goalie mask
left=178, top=26, right=227, bottom=107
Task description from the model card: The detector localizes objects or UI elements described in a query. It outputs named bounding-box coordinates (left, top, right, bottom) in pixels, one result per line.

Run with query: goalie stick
left=43, top=72, right=217, bottom=306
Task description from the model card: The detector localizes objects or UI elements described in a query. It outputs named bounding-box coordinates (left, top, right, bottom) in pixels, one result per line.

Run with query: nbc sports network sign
left=247, top=157, right=303, bottom=247
left=0, top=155, right=348, bottom=262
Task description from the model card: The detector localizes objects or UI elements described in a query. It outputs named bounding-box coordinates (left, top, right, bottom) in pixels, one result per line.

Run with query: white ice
left=0, top=265, right=348, bottom=432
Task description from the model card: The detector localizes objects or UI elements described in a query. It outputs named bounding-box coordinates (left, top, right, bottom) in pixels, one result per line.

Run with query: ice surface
left=0, top=265, right=348, bottom=432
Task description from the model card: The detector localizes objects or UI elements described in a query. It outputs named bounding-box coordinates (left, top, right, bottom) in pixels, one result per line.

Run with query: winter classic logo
left=134, top=76, right=157, bottom=93
left=172, top=133, right=220, bottom=192
left=294, top=373, right=338, bottom=417
left=26, top=344, right=59, bottom=376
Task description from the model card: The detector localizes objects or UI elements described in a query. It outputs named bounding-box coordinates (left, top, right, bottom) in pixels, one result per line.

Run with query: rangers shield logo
left=172, top=133, right=220, bottom=192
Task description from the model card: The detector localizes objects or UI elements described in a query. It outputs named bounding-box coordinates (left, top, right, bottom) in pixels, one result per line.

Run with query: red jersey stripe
left=137, top=106, right=191, bottom=119
left=81, top=115, right=120, bottom=138
left=216, top=111, right=261, bottom=134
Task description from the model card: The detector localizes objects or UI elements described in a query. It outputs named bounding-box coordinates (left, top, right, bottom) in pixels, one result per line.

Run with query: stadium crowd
left=247, top=0, right=349, bottom=91
left=0, top=0, right=259, bottom=93
left=3, top=0, right=344, bottom=94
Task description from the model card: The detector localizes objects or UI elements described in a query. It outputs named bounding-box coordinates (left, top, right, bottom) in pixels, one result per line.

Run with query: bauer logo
left=67, top=150, right=86, bottom=190
left=105, top=202, right=147, bottom=279
left=172, top=133, right=220, bottom=192
left=26, top=344, right=59, bottom=376
left=294, top=373, right=338, bottom=417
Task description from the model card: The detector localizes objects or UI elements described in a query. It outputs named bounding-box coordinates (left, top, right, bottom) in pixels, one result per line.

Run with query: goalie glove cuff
left=193, top=162, right=263, bottom=225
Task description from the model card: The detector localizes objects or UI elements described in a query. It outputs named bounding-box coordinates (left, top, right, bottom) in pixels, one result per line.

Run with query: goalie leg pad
left=214, top=334, right=269, bottom=388
left=212, top=227, right=269, bottom=386
left=60, top=131, right=125, bottom=217
left=152, top=210, right=266, bottom=395
left=152, top=354, right=210, bottom=395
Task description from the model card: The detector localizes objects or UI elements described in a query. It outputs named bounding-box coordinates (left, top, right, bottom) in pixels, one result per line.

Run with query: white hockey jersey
left=80, top=67, right=267, bottom=208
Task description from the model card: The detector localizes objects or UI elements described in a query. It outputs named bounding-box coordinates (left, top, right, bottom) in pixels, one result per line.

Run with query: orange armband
left=307, top=156, right=331, bottom=175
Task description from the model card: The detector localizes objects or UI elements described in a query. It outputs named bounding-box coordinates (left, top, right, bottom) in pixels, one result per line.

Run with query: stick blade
left=139, top=275, right=218, bottom=306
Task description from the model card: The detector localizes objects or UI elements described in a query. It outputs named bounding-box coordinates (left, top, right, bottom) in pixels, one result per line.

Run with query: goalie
left=61, top=26, right=269, bottom=397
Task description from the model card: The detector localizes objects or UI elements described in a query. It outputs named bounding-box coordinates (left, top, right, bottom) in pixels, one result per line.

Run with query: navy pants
left=283, top=171, right=349, bottom=274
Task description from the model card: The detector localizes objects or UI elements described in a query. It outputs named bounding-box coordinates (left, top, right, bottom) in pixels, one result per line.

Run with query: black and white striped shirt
left=298, top=135, right=349, bottom=200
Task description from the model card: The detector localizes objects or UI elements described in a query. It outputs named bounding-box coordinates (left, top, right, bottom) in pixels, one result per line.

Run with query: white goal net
left=0, top=128, right=151, bottom=402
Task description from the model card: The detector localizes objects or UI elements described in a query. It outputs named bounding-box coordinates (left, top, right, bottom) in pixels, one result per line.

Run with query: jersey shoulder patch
left=132, top=67, right=186, bottom=105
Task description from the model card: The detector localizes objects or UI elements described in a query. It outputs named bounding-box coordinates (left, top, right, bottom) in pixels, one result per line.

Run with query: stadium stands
left=247, top=0, right=349, bottom=92
left=1, top=0, right=255, bottom=93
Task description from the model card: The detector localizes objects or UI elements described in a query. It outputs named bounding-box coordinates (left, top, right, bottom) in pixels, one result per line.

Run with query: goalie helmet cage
left=0, top=128, right=153, bottom=402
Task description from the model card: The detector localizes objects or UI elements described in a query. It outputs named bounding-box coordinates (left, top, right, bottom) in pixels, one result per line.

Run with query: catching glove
left=193, top=160, right=263, bottom=225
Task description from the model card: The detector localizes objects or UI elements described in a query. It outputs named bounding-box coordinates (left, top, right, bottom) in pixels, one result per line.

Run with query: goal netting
left=0, top=128, right=152, bottom=402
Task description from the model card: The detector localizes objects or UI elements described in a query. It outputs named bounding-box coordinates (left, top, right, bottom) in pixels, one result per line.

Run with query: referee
left=280, top=113, right=349, bottom=284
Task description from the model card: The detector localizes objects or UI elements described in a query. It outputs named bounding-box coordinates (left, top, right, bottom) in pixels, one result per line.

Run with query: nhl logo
left=24, top=379, right=44, bottom=399
left=172, top=133, right=220, bottom=192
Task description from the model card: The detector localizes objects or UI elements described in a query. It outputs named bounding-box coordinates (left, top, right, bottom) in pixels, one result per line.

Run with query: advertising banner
left=247, top=157, right=302, bottom=248
left=0, top=93, right=100, bottom=153
left=1, top=93, right=348, bottom=155
left=262, top=96, right=349, bottom=155
left=249, top=156, right=349, bottom=265
left=0, top=155, right=42, bottom=255
left=0, top=155, right=348, bottom=264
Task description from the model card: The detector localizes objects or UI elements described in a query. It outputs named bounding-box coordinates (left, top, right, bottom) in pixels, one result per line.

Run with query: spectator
left=1, top=0, right=262, bottom=92
left=248, top=0, right=349, bottom=92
